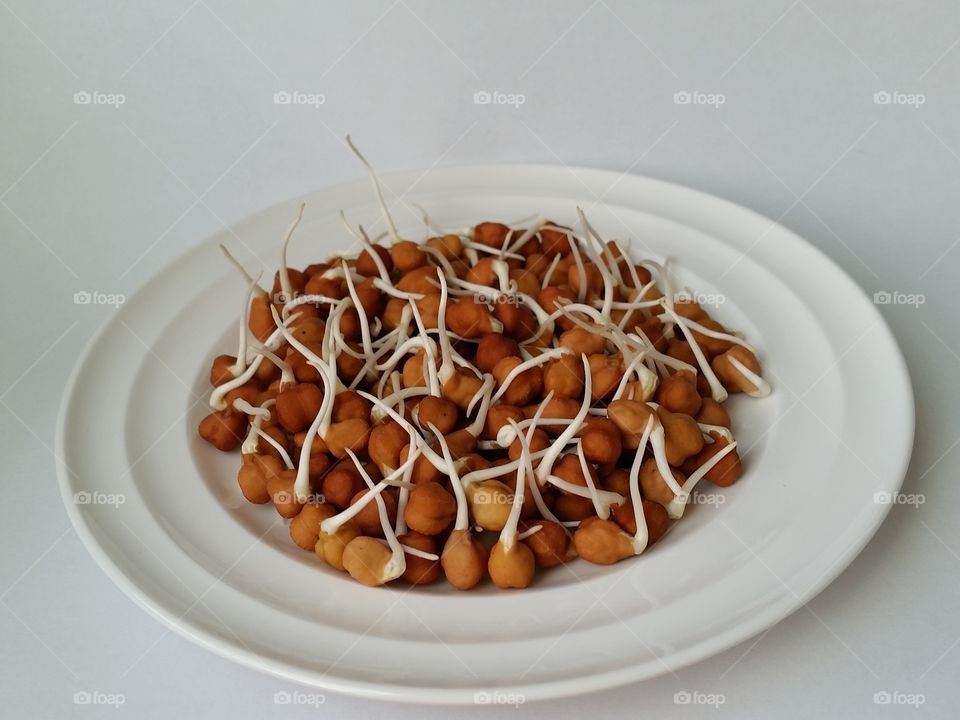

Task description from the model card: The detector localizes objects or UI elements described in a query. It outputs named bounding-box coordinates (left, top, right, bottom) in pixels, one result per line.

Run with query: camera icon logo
left=874, top=691, right=892, bottom=704
left=873, top=290, right=891, bottom=305
left=273, top=91, right=292, bottom=105
left=474, top=91, right=492, bottom=105
left=74, top=290, right=92, bottom=305
left=674, top=690, right=692, bottom=704
left=273, top=691, right=291, bottom=705
left=73, top=91, right=92, bottom=105
left=873, top=491, right=892, bottom=505
left=74, top=491, right=92, bottom=505
left=73, top=691, right=91, bottom=705
left=474, top=691, right=491, bottom=704
left=873, top=91, right=892, bottom=105
left=673, top=91, right=691, bottom=105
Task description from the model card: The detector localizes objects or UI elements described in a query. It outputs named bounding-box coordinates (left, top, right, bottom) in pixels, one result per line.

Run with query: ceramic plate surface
left=57, top=165, right=913, bottom=703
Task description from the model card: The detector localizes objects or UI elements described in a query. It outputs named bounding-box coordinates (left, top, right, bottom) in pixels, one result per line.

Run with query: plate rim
left=56, top=163, right=915, bottom=704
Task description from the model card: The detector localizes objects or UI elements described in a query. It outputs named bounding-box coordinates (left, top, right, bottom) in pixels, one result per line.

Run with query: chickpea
left=390, top=240, right=428, bottom=274
left=290, top=502, right=336, bottom=550
left=558, top=326, right=606, bottom=356
left=415, top=396, right=458, bottom=435
left=267, top=469, right=303, bottom=518
left=543, top=353, right=584, bottom=399
left=602, top=467, right=630, bottom=497
left=523, top=397, right=581, bottom=436
left=696, top=397, right=731, bottom=428
left=475, top=333, right=520, bottom=373
left=683, top=432, right=742, bottom=487
left=712, top=346, right=765, bottom=395
left=286, top=343, right=323, bottom=383
left=540, top=222, right=574, bottom=256
left=489, top=541, right=536, bottom=589
left=474, top=221, right=510, bottom=250
left=441, top=529, right=488, bottom=590
left=525, top=252, right=550, bottom=279
left=580, top=417, right=622, bottom=465
left=635, top=316, right=667, bottom=352
left=587, top=353, right=623, bottom=401
left=446, top=297, right=499, bottom=338
left=322, top=465, right=364, bottom=508
left=210, top=354, right=238, bottom=386
left=483, top=405, right=525, bottom=441
left=465, top=479, right=513, bottom=531
left=640, top=458, right=686, bottom=507
left=657, top=408, right=704, bottom=465
left=611, top=499, right=670, bottom=544
left=404, top=482, right=457, bottom=535
left=342, top=536, right=394, bottom=587
left=573, top=517, right=634, bottom=564
left=291, top=432, right=331, bottom=479
left=290, top=316, right=326, bottom=345
left=656, top=369, right=702, bottom=416
left=400, top=443, right=443, bottom=485
left=520, top=520, right=569, bottom=567
left=356, top=243, right=393, bottom=277
left=692, top=318, right=735, bottom=357
left=199, top=409, right=248, bottom=451
left=537, top=286, right=577, bottom=331
left=397, top=266, right=442, bottom=294
left=401, top=347, right=431, bottom=389
left=237, top=454, right=284, bottom=504
left=248, top=295, right=277, bottom=342
left=224, top=382, right=262, bottom=411
left=508, top=428, right=549, bottom=463
left=398, top=531, right=440, bottom=585
left=368, top=420, right=409, bottom=472
left=332, top=390, right=372, bottom=423
left=315, top=521, right=360, bottom=571
left=382, top=297, right=407, bottom=332
left=465, top=256, right=500, bottom=287
left=304, top=273, right=344, bottom=300
left=256, top=426, right=288, bottom=463
left=349, top=488, right=398, bottom=537
left=275, top=383, right=323, bottom=433
left=567, top=262, right=604, bottom=300
left=492, top=356, right=544, bottom=406
left=494, top=301, right=538, bottom=341
left=336, top=342, right=367, bottom=384
left=509, top=267, right=541, bottom=298
left=606, top=399, right=655, bottom=450
left=324, top=418, right=371, bottom=458
left=426, top=233, right=463, bottom=260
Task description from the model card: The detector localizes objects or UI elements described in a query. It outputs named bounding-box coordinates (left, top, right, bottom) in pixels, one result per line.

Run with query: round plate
left=56, top=165, right=913, bottom=704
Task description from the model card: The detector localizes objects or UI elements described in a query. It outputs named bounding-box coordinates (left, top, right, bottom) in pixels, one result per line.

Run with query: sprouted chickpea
left=199, top=138, right=772, bottom=588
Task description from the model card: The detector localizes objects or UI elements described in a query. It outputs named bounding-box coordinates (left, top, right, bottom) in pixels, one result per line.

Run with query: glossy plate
left=56, top=165, right=913, bottom=703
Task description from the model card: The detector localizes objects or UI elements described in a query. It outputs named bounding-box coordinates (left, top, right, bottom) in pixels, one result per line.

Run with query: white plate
left=56, top=165, right=913, bottom=704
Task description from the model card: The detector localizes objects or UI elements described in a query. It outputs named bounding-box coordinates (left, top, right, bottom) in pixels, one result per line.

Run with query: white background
left=2, top=1, right=958, bottom=717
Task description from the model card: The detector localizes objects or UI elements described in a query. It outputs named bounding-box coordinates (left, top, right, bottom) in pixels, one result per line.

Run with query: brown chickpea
left=602, top=467, right=630, bottom=497
left=492, top=356, right=544, bottom=406
left=483, top=405, right=525, bottom=441
left=398, top=531, right=440, bottom=585
left=442, top=371, right=483, bottom=410
left=465, top=256, right=500, bottom=286
left=441, top=529, right=488, bottom=590
left=291, top=433, right=331, bottom=480
left=336, top=342, right=367, bottom=384
left=558, top=326, right=606, bottom=356
left=400, top=443, right=443, bottom=485
left=415, top=396, right=458, bottom=435
left=488, top=541, right=536, bottom=589
left=267, top=469, right=303, bottom=518
left=543, top=353, right=584, bottom=399
left=210, top=354, right=238, bottom=386
left=315, top=520, right=360, bottom=571
left=656, top=369, right=703, bottom=416
left=607, top=399, right=656, bottom=449
left=237, top=454, right=284, bottom=504
left=692, top=318, right=735, bottom=357
left=639, top=458, right=686, bottom=507
left=657, top=408, right=704, bottom=465
left=303, top=273, right=344, bottom=300
left=446, top=298, right=498, bottom=338
left=580, top=417, right=622, bottom=465
left=390, top=240, right=428, bottom=274
left=322, top=465, right=364, bottom=509
left=342, top=536, right=393, bottom=587
left=507, top=428, right=549, bottom=463
left=494, top=301, right=538, bottom=341
left=611, top=499, right=670, bottom=544
left=509, top=267, right=541, bottom=298
left=712, top=346, right=764, bottom=395
left=554, top=493, right=596, bottom=521
left=465, top=479, right=513, bottom=531
left=332, top=390, right=372, bottom=423
left=525, top=252, right=551, bottom=279
left=324, top=418, right=371, bottom=458
left=248, top=295, right=277, bottom=342
left=290, top=502, right=336, bottom=550
left=349, top=488, right=398, bottom=537
left=290, top=316, right=326, bottom=345
left=573, top=517, right=634, bottom=564
left=286, top=343, right=323, bottom=383
left=275, top=383, right=323, bottom=433
left=523, top=397, right=581, bottom=436
left=587, top=353, right=623, bottom=401
left=537, top=286, right=577, bottom=331
left=683, top=433, right=742, bottom=487
left=540, top=222, right=574, bottom=256
left=475, top=333, right=520, bottom=373
left=199, top=409, right=248, bottom=451
left=426, top=233, right=463, bottom=260
left=256, top=425, right=288, bottom=462
left=696, top=397, right=731, bottom=428
left=356, top=243, right=393, bottom=277
left=473, top=222, right=510, bottom=250
left=404, top=482, right=457, bottom=535
left=368, top=420, right=409, bottom=472
left=567, top=262, right=604, bottom=300
left=396, top=266, right=442, bottom=295
left=520, top=520, right=569, bottom=567
left=224, top=382, right=262, bottom=411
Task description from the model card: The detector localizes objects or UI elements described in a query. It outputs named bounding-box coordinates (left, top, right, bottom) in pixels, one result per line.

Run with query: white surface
left=1, top=0, right=957, bottom=717
left=54, top=165, right=914, bottom=703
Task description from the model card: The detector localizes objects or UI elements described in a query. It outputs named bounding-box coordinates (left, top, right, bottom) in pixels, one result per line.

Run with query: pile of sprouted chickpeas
left=198, top=140, right=772, bottom=589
